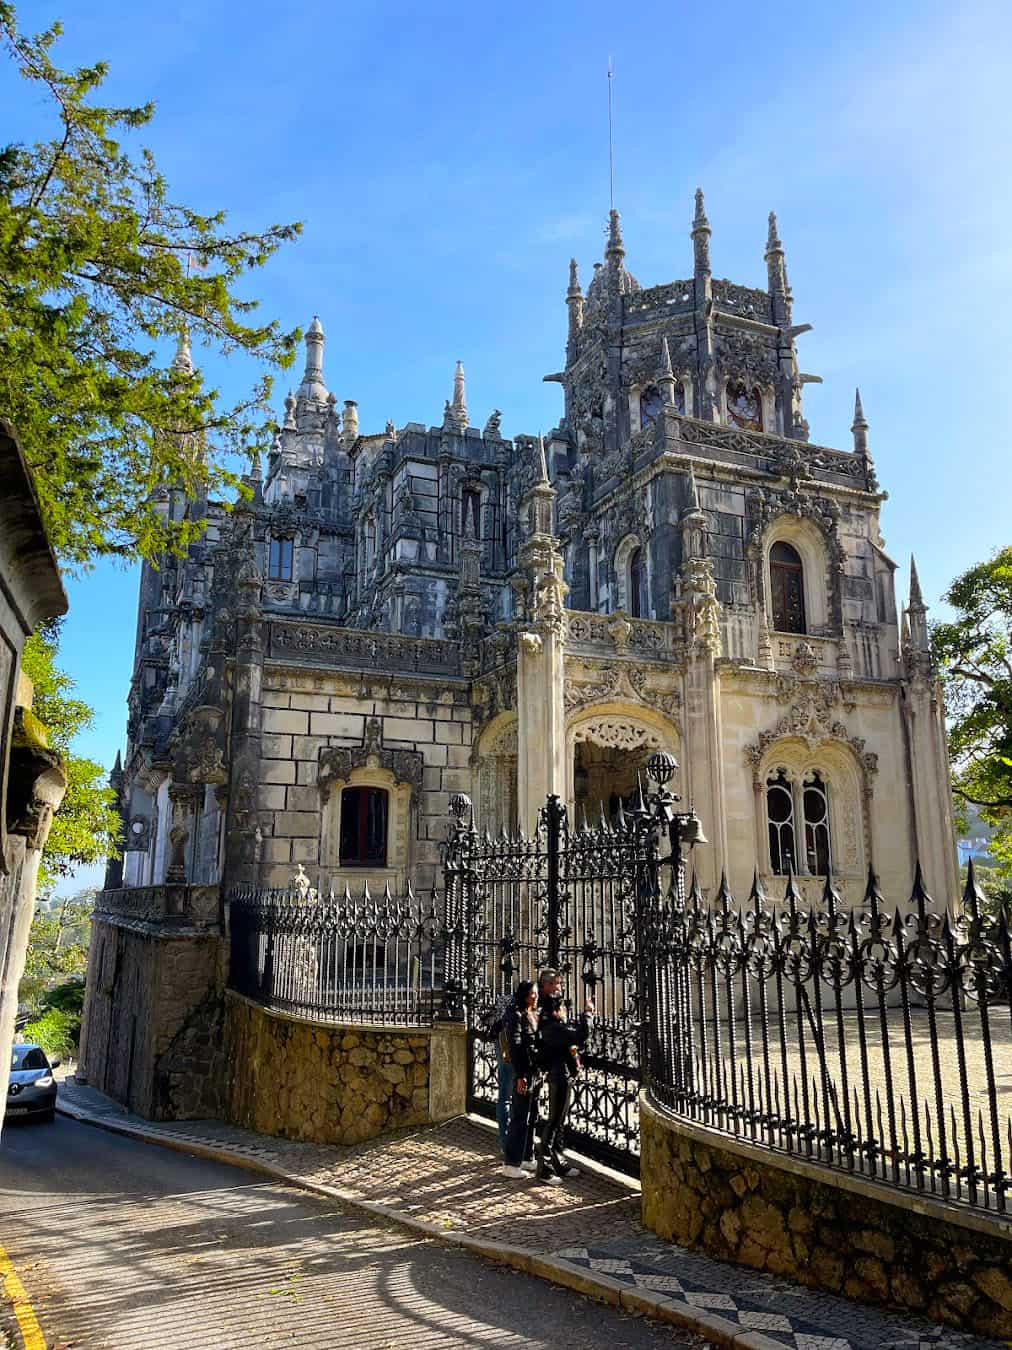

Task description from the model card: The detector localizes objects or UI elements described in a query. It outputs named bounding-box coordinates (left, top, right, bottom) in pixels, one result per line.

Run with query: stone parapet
left=224, top=991, right=461, bottom=1146
left=640, top=1093, right=1012, bottom=1341
left=95, top=884, right=223, bottom=933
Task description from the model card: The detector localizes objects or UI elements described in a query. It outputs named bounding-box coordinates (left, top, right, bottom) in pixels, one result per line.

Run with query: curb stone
left=55, top=1097, right=780, bottom=1347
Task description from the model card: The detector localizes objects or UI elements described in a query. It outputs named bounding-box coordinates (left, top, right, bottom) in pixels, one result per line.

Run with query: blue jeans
left=496, top=1045, right=515, bottom=1153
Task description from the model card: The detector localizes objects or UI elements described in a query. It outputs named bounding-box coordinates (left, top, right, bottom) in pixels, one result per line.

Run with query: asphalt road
left=0, top=1115, right=706, bottom=1349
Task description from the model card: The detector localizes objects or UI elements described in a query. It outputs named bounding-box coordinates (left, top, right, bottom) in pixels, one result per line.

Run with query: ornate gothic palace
left=103, top=192, right=956, bottom=914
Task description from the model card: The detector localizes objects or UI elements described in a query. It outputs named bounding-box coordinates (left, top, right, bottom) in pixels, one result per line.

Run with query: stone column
left=516, top=618, right=567, bottom=831
left=516, top=439, right=568, bottom=832
left=223, top=507, right=265, bottom=889
left=903, top=675, right=959, bottom=905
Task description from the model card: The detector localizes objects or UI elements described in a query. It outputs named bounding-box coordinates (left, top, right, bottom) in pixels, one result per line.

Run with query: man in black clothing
left=535, top=968, right=594, bottom=1184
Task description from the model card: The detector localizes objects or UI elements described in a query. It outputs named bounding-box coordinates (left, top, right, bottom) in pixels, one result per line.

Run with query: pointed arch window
left=802, top=772, right=831, bottom=876
left=727, top=382, right=763, bottom=431
left=766, top=770, right=796, bottom=875
left=639, top=385, right=664, bottom=430
left=770, top=541, right=806, bottom=634
left=629, top=547, right=643, bottom=618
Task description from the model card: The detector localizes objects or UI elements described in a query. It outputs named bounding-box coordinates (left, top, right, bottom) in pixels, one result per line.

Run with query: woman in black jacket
left=501, top=980, right=539, bottom=1178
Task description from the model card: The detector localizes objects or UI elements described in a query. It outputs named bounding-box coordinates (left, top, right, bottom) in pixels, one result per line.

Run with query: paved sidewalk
left=56, top=1078, right=1000, bottom=1350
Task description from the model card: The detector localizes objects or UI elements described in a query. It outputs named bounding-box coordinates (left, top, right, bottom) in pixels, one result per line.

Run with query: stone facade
left=0, top=422, right=68, bottom=1129
left=76, top=885, right=227, bottom=1120
left=225, top=992, right=443, bottom=1146
left=83, top=192, right=958, bottom=1112
left=641, top=1096, right=1012, bottom=1340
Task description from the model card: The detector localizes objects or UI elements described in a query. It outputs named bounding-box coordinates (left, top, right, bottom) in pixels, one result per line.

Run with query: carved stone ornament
left=564, top=661, right=682, bottom=734
left=124, top=814, right=152, bottom=852
left=571, top=716, right=666, bottom=753
left=745, top=694, right=879, bottom=783
left=318, top=717, right=424, bottom=801
left=519, top=630, right=543, bottom=655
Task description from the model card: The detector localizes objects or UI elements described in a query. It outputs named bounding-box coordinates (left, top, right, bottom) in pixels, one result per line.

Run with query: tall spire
left=765, top=211, right=792, bottom=326
left=691, top=188, right=711, bottom=279
left=296, top=315, right=328, bottom=407
left=444, top=360, right=468, bottom=432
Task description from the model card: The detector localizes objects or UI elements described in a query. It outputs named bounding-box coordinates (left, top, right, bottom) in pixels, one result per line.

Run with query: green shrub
left=21, top=1007, right=79, bottom=1060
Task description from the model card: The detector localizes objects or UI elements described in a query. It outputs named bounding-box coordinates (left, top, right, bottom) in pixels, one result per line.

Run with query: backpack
left=476, top=994, right=512, bottom=1045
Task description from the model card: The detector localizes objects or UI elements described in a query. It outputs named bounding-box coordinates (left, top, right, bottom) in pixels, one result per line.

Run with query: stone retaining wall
left=224, top=991, right=463, bottom=1146
left=640, top=1094, right=1012, bottom=1341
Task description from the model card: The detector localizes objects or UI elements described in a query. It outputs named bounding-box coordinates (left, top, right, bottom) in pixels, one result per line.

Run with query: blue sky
left=5, top=0, right=1010, bottom=895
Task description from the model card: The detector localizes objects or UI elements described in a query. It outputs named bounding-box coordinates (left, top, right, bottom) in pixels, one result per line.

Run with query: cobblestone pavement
left=56, top=1078, right=1002, bottom=1350
left=0, top=1114, right=707, bottom=1350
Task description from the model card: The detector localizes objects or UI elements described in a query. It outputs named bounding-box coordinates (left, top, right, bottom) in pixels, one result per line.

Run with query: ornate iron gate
left=443, top=792, right=657, bottom=1175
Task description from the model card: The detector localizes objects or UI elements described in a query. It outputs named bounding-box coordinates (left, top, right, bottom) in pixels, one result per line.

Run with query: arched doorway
left=569, top=711, right=677, bottom=825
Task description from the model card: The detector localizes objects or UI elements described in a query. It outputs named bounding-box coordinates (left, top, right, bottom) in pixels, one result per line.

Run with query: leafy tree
left=934, top=547, right=1012, bottom=879
left=0, top=5, right=301, bottom=567
left=19, top=624, right=118, bottom=890
left=19, top=895, right=92, bottom=1016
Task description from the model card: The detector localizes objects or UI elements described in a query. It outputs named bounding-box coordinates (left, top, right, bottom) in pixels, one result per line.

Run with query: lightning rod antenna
left=607, top=57, right=615, bottom=212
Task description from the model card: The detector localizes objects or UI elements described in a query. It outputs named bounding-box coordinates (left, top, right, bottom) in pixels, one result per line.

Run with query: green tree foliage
left=934, top=547, right=1012, bottom=878
left=19, top=626, right=118, bottom=889
left=0, top=5, right=302, bottom=566
left=19, top=894, right=92, bottom=1016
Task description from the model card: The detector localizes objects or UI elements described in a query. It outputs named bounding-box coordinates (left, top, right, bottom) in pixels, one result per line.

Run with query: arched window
left=639, top=385, right=664, bottom=430
left=629, top=547, right=643, bottom=618
left=770, top=541, right=806, bottom=634
left=726, top=382, right=763, bottom=431
left=339, top=787, right=388, bottom=866
left=802, top=772, right=832, bottom=876
left=268, top=537, right=294, bottom=581
left=766, top=770, right=796, bottom=875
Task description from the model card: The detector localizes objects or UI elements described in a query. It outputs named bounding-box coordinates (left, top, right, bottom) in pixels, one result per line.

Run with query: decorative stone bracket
left=318, top=716, right=424, bottom=802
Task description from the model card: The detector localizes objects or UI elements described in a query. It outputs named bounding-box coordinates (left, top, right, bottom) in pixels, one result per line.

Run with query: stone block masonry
left=224, top=991, right=440, bottom=1147
left=640, top=1094, right=1012, bottom=1341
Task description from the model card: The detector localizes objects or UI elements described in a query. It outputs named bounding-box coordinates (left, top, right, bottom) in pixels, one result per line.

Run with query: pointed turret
left=908, top=556, right=930, bottom=653
left=765, top=211, right=792, bottom=327
left=691, top=188, right=711, bottom=279
left=296, top=315, right=329, bottom=409
left=680, top=464, right=706, bottom=561
left=537, top=432, right=550, bottom=485
left=443, top=360, right=468, bottom=432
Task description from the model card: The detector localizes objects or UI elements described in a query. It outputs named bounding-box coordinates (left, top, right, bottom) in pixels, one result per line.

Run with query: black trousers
left=537, top=1066, right=572, bottom=1166
left=504, top=1075, right=540, bottom=1166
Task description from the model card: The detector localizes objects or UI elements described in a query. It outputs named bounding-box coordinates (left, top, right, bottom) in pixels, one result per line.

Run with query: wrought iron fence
left=642, top=853, right=1012, bottom=1217
left=443, top=792, right=652, bottom=1175
left=228, top=880, right=447, bottom=1026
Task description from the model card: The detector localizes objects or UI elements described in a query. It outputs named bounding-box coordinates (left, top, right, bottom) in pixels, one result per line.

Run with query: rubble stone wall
left=640, top=1095, right=1012, bottom=1341
left=223, top=991, right=433, bottom=1146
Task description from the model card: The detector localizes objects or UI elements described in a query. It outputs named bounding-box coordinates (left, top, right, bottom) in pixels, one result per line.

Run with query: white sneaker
left=500, top=1165, right=526, bottom=1179
left=520, top=1160, right=537, bottom=1173
left=537, top=1171, right=564, bottom=1186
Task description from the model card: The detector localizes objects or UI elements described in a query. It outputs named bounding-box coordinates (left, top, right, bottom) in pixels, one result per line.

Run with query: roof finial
left=172, top=329, right=193, bottom=376
left=537, top=433, right=550, bottom=485
left=606, top=208, right=625, bottom=264
left=660, top=336, right=678, bottom=411
left=684, top=463, right=702, bottom=515
left=765, top=210, right=792, bottom=325
left=766, top=210, right=782, bottom=254
left=444, top=360, right=467, bottom=432
left=567, top=257, right=581, bottom=299
left=851, top=387, right=869, bottom=456
left=691, top=189, right=711, bottom=279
